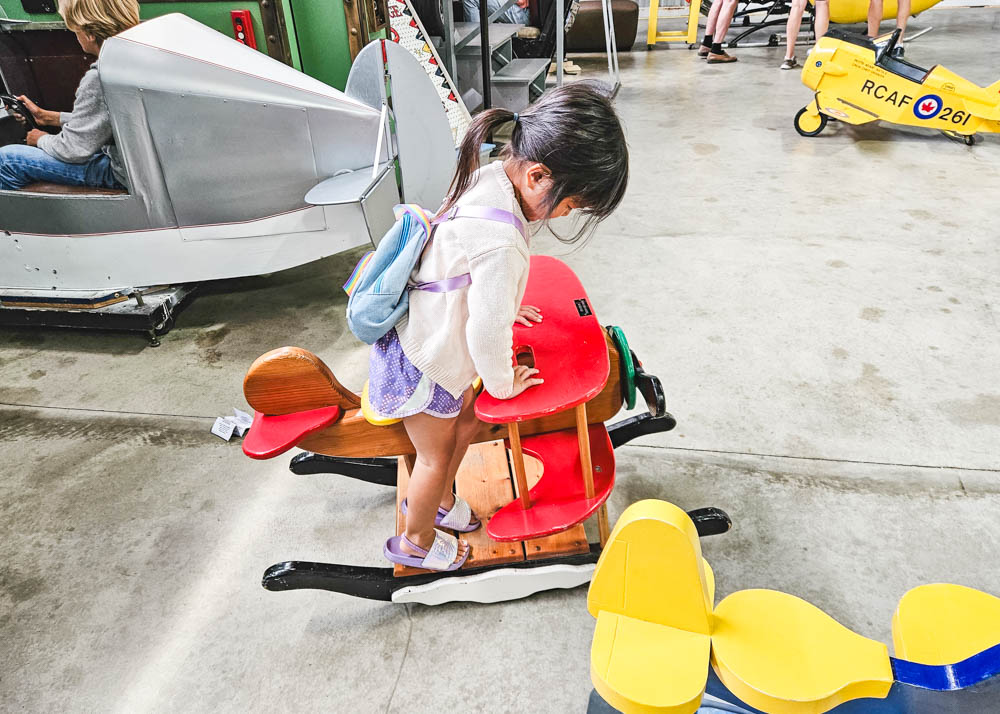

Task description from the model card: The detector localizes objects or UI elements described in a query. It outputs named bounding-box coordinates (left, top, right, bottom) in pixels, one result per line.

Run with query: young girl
left=374, top=83, right=630, bottom=571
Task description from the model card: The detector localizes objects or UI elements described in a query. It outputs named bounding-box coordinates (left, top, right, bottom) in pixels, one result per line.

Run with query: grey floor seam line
left=383, top=603, right=414, bottom=714
left=4, top=401, right=997, bottom=474
left=625, top=443, right=1000, bottom=473
left=0, top=401, right=217, bottom=421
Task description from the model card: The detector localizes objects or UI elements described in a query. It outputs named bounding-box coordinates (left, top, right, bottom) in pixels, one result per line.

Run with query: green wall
left=0, top=0, right=358, bottom=89
left=287, top=0, right=353, bottom=90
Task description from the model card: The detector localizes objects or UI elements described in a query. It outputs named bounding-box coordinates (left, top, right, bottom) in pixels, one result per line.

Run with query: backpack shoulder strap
left=432, top=205, right=529, bottom=241
left=394, top=204, right=434, bottom=237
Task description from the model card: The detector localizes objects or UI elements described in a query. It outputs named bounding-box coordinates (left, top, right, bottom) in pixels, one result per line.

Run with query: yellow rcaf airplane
left=795, top=28, right=1000, bottom=145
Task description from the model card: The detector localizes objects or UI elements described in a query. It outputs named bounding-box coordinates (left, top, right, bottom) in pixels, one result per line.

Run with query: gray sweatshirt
left=36, top=62, right=126, bottom=185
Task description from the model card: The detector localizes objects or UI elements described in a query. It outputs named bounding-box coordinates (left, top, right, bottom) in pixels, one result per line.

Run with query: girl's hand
left=515, top=305, right=542, bottom=327
left=508, top=365, right=543, bottom=398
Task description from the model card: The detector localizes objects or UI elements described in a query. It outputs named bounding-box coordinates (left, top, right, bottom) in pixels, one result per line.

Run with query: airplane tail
left=243, top=347, right=361, bottom=415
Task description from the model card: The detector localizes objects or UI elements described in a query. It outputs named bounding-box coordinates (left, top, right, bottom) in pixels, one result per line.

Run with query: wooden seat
left=487, top=424, right=615, bottom=542
left=20, top=182, right=127, bottom=196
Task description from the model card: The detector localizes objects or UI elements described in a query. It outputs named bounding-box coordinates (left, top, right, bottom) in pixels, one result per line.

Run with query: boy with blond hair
left=0, top=0, right=139, bottom=190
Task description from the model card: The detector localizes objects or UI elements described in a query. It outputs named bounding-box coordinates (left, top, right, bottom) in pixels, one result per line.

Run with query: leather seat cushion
left=566, top=0, right=638, bottom=52
left=20, top=182, right=127, bottom=196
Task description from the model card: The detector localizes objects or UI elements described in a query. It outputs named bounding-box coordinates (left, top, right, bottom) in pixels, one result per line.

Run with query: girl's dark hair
left=441, top=81, right=629, bottom=242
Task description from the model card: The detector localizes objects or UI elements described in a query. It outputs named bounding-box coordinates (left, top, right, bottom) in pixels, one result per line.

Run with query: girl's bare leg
left=440, top=386, right=480, bottom=516
left=400, top=411, right=469, bottom=562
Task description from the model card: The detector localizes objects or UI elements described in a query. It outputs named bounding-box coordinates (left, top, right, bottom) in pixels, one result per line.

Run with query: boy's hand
left=26, top=129, right=45, bottom=147
left=508, top=365, right=543, bottom=398
left=515, top=305, right=542, bottom=327
left=16, top=96, right=58, bottom=127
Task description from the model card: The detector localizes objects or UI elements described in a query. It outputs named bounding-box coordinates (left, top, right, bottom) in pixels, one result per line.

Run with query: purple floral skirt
left=368, top=328, right=464, bottom=419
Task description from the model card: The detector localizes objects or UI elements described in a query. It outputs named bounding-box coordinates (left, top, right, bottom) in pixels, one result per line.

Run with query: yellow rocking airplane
left=586, top=500, right=1000, bottom=714
left=795, top=28, right=1000, bottom=145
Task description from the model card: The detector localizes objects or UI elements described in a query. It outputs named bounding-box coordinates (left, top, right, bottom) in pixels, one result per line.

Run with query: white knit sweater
left=396, top=161, right=531, bottom=399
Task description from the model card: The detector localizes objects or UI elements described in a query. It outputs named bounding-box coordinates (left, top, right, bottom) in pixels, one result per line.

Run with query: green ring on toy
left=608, top=325, right=637, bottom=410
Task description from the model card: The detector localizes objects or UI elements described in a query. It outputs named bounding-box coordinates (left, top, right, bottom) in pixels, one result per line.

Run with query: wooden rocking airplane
left=239, top=256, right=731, bottom=605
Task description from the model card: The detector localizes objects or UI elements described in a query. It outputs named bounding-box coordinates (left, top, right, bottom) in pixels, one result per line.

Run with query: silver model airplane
left=0, top=14, right=456, bottom=333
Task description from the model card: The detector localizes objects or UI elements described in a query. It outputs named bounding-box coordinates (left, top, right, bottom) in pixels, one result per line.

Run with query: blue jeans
left=463, top=0, right=530, bottom=24
left=0, top=144, right=122, bottom=191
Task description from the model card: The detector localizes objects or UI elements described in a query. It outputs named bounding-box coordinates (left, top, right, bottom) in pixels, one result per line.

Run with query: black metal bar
left=262, top=507, right=730, bottom=598
left=262, top=548, right=604, bottom=598
left=727, top=18, right=789, bottom=48
left=288, top=452, right=398, bottom=486
left=688, top=507, right=732, bottom=537
left=632, top=353, right=667, bottom=418
left=479, top=0, right=491, bottom=109
left=607, top=413, right=677, bottom=449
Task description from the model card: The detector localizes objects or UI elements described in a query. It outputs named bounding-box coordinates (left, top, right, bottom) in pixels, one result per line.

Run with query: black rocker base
left=261, top=508, right=731, bottom=601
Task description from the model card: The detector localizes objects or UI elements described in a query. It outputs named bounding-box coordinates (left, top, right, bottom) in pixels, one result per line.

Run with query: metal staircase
left=438, top=0, right=620, bottom=114
left=451, top=19, right=550, bottom=112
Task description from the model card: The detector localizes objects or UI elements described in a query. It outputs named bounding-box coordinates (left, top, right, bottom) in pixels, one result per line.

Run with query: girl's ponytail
left=439, top=108, right=515, bottom=214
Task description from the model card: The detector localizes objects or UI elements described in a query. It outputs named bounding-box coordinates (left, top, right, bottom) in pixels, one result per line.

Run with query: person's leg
left=867, top=0, right=883, bottom=37
left=84, top=153, right=122, bottom=189
left=440, top=386, right=481, bottom=514
left=401, top=411, right=470, bottom=562
left=0, top=145, right=119, bottom=191
left=814, top=0, right=829, bottom=38
left=463, top=0, right=480, bottom=23
left=500, top=1, right=530, bottom=23
left=700, top=0, right=725, bottom=56
left=707, top=0, right=739, bottom=62
left=783, top=0, right=808, bottom=64
left=895, top=0, right=910, bottom=35
left=0, top=144, right=87, bottom=190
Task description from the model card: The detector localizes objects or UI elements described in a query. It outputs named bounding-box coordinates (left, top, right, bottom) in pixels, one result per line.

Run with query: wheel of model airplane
left=794, top=107, right=828, bottom=137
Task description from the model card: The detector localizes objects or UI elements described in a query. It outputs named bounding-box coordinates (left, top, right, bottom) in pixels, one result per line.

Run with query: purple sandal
left=384, top=528, right=469, bottom=571
left=400, top=495, right=481, bottom=533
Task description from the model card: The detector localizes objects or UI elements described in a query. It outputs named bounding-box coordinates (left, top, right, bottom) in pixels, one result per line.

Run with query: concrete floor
left=3, top=9, right=1000, bottom=713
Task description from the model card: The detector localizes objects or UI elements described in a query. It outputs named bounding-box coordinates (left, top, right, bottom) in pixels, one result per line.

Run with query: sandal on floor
left=780, top=56, right=798, bottom=70
left=698, top=46, right=710, bottom=58
left=707, top=52, right=738, bottom=64
left=384, top=529, right=469, bottom=571
left=401, top=495, right=481, bottom=533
